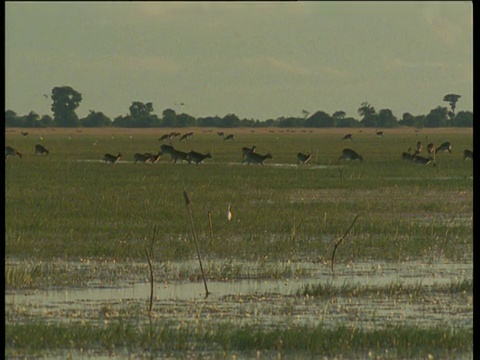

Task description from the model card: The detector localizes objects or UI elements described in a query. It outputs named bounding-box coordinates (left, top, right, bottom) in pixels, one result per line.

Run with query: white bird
left=227, top=204, right=233, bottom=221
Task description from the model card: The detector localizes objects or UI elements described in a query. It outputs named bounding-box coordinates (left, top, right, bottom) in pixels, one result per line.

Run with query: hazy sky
left=5, top=1, right=473, bottom=121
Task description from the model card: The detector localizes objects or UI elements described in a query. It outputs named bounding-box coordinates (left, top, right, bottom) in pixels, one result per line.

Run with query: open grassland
left=5, top=127, right=473, bottom=262
left=5, top=127, right=473, bottom=358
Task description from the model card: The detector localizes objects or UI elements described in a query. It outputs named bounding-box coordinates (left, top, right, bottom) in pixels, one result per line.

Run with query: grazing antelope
left=103, top=153, right=122, bottom=163
left=412, top=155, right=433, bottom=165
left=217, top=131, right=225, bottom=137
left=35, top=144, right=49, bottom=156
left=242, top=145, right=256, bottom=158
left=170, top=149, right=189, bottom=163
left=342, top=134, right=353, bottom=140
left=427, top=143, right=435, bottom=154
left=339, top=148, right=363, bottom=162
left=179, top=132, right=193, bottom=141
left=297, top=152, right=312, bottom=164
left=5, top=146, right=22, bottom=159
left=187, top=151, right=212, bottom=164
left=402, top=148, right=419, bottom=162
left=243, top=152, right=272, bottom=165
left=21, top=131, right=29, bottom=136
left=224, top=134, right=235, bottom=141
left=159, top=134, right=170, bottom=142
left=463, top=149, right=473, bottom=161
left=435, top=142, right=452, bottom=154
left=416, top=141, right=423, bottom=154
left=376, top=130, right=384, bottom=137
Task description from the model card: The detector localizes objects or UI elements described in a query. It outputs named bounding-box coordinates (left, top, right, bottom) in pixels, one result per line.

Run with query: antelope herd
left=5, top=131, right=472, bottom=169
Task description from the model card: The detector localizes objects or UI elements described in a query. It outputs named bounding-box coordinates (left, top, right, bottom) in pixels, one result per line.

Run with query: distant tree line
left=5, top=86, right=472, bottom=128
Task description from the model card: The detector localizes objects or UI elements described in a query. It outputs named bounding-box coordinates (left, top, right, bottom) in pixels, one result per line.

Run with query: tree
left=176, top=113, right=196, bottom=127
left=5, top=110, right=18, bottom=127
left=38, top=115, right=54, bottom=128
left=51, top=86, right=82, bottom=127
left=305, top=111, right=334, bottom=127
left=221, top=113, right=241, bottom=127
left=162, top=108, right=177, bottom=127
left=129, top=101, right=153, bottom=118
left=332, top=110, right=346, bottom=120
left=452, top=111, right=473, bottom=127
left=443, top=94, right=461, bottom=118
left=25, top=111, right=40, bottom=127
left=358, top=102, right=376, bottom=120
left=81, top=110, right=112, bottom=127
left=424, top=106, right=449, bottom=127
left=377, top=109, right=398, bottom=127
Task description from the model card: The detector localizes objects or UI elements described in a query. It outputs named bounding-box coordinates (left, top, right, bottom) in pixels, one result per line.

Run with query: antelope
left=412, top=155, right=433, bottom=165
left=427, top=143, right=435, bottom=154
left=243, top=152, right=272, bottom=165
left=159, top=134, right=170, bottom=142
left=342, top=134, right=353, bottom=140
left=170, top=149, right=189, bottom=163
left=416, top=141, right=423, bottom=154
left=21, top=131, right=28, bottom=136
left=160, top=144, right=175, bottom=155
left=463, top=149, right=473, bottom=161
left=145, top=151, right=162, bottom=163
left=103, top=153, right=122, bottom=163
left=224, top=134, right=235, bottom=141
left=242, top=145, right=256, bottom=158
left=187, top=151, right=212, bottom=164
left=376, top=130, right=384, bottom=137
left=179, top=132, right=193, bottom=141
left=217, top=131, right=225, bottom=137
left=35, top=144, right=49, bottom=156
left=297, top=152, right=312, bottom=164
left=5, top=146, right=22, bottom=159
left=339, top=148, right=363, bottom=162
left=134, top=153, right=154, bottom=163
left=435, top=142, right=452, bottom=154
left=402, top=148, right=419, bottom=162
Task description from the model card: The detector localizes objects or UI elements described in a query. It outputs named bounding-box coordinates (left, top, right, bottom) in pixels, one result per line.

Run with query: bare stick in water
left=145, top=225, right=156, bottom=314
left=331, top=215, right=359, bottom=275
left=183, top=190, right=210, bottom=298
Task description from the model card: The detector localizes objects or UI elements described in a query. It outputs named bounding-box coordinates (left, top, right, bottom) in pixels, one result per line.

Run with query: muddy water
left=6, top=259, right=472, bottom=331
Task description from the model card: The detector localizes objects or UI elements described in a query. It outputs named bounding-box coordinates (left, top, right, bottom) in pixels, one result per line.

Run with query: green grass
left=5, top=128, right=473, bottom=262
left=5, top=320, right=473, bottom=359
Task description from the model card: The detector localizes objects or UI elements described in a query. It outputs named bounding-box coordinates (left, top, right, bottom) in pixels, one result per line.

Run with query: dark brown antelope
left=376, top=130, right=384, bottom=137
left=463, top=149, right=473, bottom=161
left=170, top=149, right=189, bottom=163
left=159, top=134, right=170, bottom=142
left=242, top=145, right=256, bottom=158
left=145, top=151, right=162, bottom=163
left=243, top=152, right=272, bottom=165
left=224, top=134, right=235, bottom=141
left=435, top=142, right=452, bottom=154
left=179, top=132, right=193, bottom=141
left=5, top=146, right=22, bottom=159
left=35, top=144, right=49, bottom=156
left=103, top=153, right=122, bottom=163
left=412, top=155, right=433, bottom=165
left=339, top=148, right=363, bottom=162
left=186, top=151, right=212, bottom=164
left=297, top=152, right=312, bottom=164
left=402, top=149, right=418, bottom=162
left=342, top=134, right=353, bottom=140
left=134, top=153, right=154, bottom=163
left=160, top=144, right=174, bottom=155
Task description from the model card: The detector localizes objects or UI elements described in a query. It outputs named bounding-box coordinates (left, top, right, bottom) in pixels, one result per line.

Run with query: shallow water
left=6, top=259, right=472, bottom=328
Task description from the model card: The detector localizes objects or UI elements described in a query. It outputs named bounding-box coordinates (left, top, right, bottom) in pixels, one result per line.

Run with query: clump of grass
left=6, top=320, right=473, bottom=358
left=295, top=279, right=473, bottom=298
